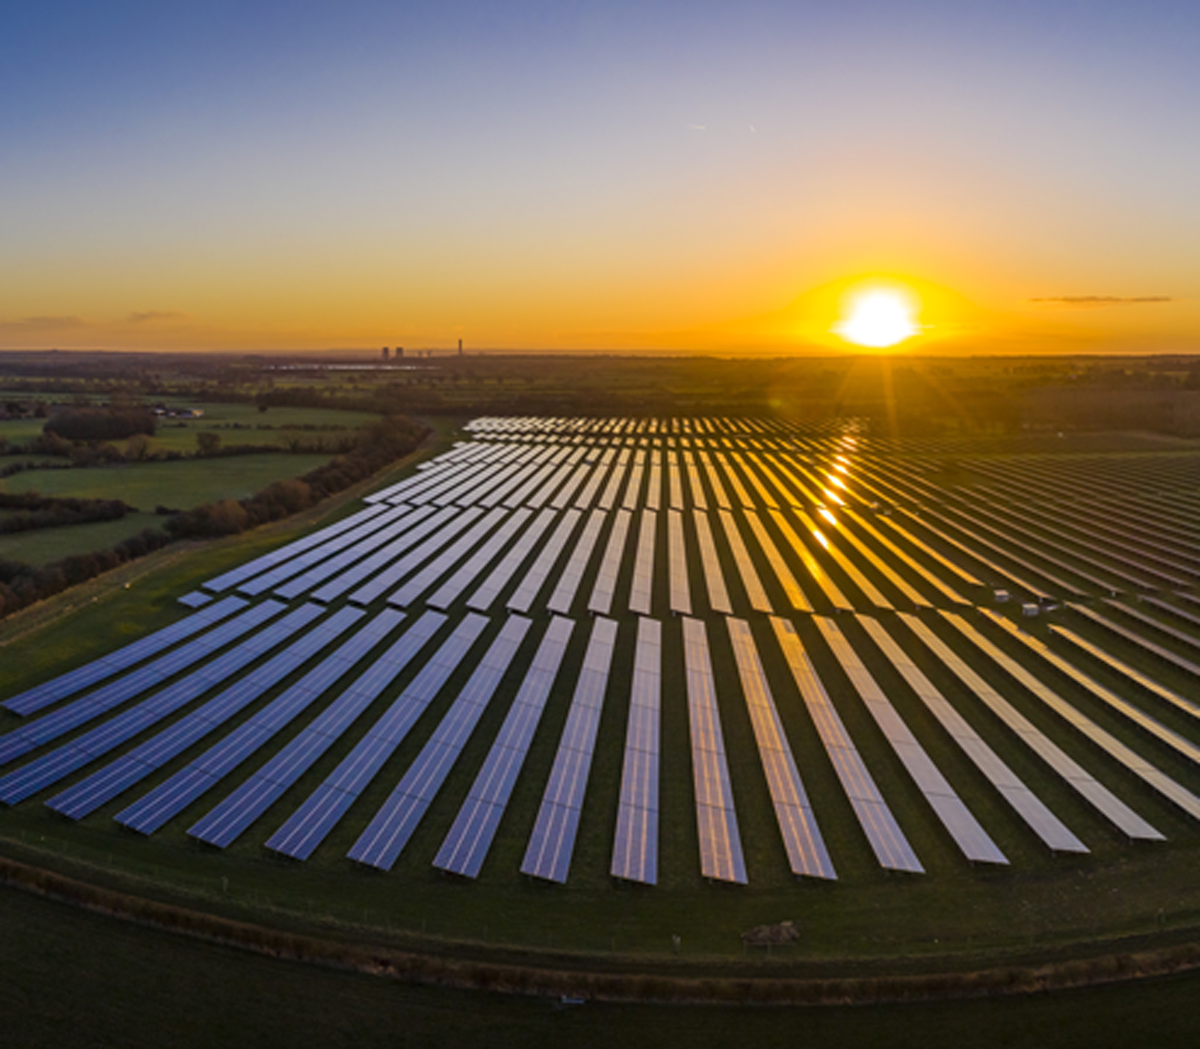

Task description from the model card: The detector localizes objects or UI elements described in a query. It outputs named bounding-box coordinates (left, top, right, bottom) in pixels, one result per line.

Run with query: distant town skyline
left=3, top=1, right=1198, bottom=355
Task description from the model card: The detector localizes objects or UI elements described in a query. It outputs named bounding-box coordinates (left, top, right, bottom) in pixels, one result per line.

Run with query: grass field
left=0, top=511, right=162, bottom=566
left=0, top=401, right=375, bottom=458
left=7, top=881, right=1200, bottom=1048
left=0, top=454, right=331, bottom=509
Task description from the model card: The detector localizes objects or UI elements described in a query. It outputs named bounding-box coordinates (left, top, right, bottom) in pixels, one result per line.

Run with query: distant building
left=396, top=346, right=404, bottom=358
left=381, top=346, right=389, bottom=360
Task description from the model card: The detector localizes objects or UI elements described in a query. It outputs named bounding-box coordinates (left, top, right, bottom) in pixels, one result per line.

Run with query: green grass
left=0, top=454, right=331, bottom=510
left=7, top=881, right=1200, bottom=1048
left=0, top=511, right=162, bottom=566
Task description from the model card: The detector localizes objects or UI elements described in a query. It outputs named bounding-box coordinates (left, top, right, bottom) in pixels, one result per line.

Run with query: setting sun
left=834, top=289, right=919, bottom=349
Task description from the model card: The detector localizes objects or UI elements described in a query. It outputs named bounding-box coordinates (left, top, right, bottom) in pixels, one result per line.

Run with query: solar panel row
left=348, top=615, right=532, bottom=871
left=0, top=599, right=288, bottom=770
left=682, top=617, right=747, bottom=884
left=239, top=505, right=414, bottom=596
left=772, top=617, right=922, bottom=872
left=863, top=616, right=1087, bottom=855
left=46, top=606, right=370, bottom=820
left=522, top=616, right=618, bottom=883
left=265, top=612, right=483, bottom=860
left=814, top=617, right=1007, bottom=865
left=434, top=616, right=575, bottom=878
left=726, top=618, right=835, bottom=879
left=188, top=610, right=447, bottom=848
left=921, top=613, right=1164, bottom=841
left=611, top=617, right=662, bottom=884
left=201, top=504, right=389, bottom=592
left=3, top=596, right=248, bottom=717
left=0, top=602, right=318, bottom=806
left=111, top=606, right=391, bottom=834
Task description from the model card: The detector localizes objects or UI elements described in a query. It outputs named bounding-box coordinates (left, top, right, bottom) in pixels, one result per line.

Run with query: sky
left=3, top=0, right=1199, bottom=355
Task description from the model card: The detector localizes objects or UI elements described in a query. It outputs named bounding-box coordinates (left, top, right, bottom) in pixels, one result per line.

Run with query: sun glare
left=835, top=289, right=919, bottom=349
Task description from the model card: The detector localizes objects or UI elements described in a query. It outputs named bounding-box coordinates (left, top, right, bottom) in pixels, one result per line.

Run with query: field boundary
left=5, top=847, right=1200, bottom=1006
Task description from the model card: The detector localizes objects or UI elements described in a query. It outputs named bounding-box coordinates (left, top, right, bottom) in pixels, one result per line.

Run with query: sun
left=834, top=287, right=919, bottom=349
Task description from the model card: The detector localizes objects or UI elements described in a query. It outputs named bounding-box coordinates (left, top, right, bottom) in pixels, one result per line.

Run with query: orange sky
left=3, top=3, right=1198, bottom=356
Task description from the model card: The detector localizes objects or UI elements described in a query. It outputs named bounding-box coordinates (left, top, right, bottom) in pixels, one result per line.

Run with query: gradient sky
left=3, top=1, right=1199, bottom=354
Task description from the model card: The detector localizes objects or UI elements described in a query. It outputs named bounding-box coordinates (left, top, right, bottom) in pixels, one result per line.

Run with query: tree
left=196, top=431, right=221, bottom=457
left=126, top=433, right=152, bottom=461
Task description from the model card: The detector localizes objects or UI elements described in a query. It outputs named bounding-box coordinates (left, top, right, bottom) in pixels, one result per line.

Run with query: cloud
left=0, top=315, right=91, bottom=333
left=686, top=124, right=707, bottom=131
left=127, top=310, right=191, bottom=323
left=1028, top=296, right=1175, bottom=307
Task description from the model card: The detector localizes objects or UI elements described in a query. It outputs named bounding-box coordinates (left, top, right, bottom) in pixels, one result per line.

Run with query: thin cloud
left=686, top=124, right=707, bottom=131
left=0, top=315, right=91, bottom=333
left=127, top=310, right=191, bottom=323
left=1028, top=296, right=1174, bottom=307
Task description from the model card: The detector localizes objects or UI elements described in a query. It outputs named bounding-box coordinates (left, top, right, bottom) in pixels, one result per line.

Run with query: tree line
left=0, top=493, right=134, bottom=535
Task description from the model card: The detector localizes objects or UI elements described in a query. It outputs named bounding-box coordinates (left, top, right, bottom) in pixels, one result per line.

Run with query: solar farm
left=5, top=415, right=1200, bottom=960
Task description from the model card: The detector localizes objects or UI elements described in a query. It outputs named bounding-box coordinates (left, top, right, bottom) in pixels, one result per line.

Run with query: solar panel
left=718, top=510, right=773, bottom=613
left=814, top=617, right=1006, bottom=865
left=546, top=509, right=607, bottom=614
left=272, top=505, right=440, bottom=599
left=915, top=612, right=1163, bottom=841
left=521, top=619, right=617, bottom=882
left=689, top=511, right=732, bottom=614
left=980, top=610, right=1200, bottom=797
left=699, top=452, right=733, bottom=510
left=667, top=510, right=692, bottom=615
left=726, top=618, right=835, bottom=879
left=1049, top=623, right=1200, bottom=724
left=45, top=605, right=370, bottom=820
left=683, top=452, right=707, bottom=511
left=187, top=611, right=445, bottom=848
left=348, top=506, right=486, bottom=606
left=573, top=455, right=613, bottom=509
left=0, top=599, right=288, bottom=769
left=201, top=504, right=389, bottom=592
left=770, top=617, right=923, bottom=872
left=426, top=507, right=534, bottom=610
left=611, top=617, right=662, bottom=884
left=596, top=459, right=628, bottom=510
left=628, top=510, right=657, bottom=616
left=112, top=607, right=399, bottom=835
left=793, top=508, right=892, bottom=610
left=766, top=509, right=852, bottom=612
left=3, top=596, right=247, bottom=716
left=434, top=616, right=574, bottom=878
left=0, top=601, right=313, bottom=806
left=386, top=505, right=511, bottom=608
left=265, top=612, right=489, bottom=859
left=681, top=617, right=747, bottom=883
left=587, top=509, right=633, bottom=615
left=348, top=615, right=532, bottom=871
left=506, top=509, right=582, bottom=613
left=306, top=506, right=456, bottom=603
left=859, top=615, right=1086, bottom=854
left=715, top=454, right=755, bottom=509
left=238, top=504, right=414, bottom=596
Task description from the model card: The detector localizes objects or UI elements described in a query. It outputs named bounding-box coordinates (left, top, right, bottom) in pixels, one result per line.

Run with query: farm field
left=0, top=511, right=161, bottom=567
left=4, top=413, right=1200, bottom=990
left=0, top=455, right=332, bottom=507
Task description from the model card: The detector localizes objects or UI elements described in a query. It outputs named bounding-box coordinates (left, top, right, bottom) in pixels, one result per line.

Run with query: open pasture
left=0, top=454, right=331, bottom=509
left=4, top=415, right=1200, bottom=969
